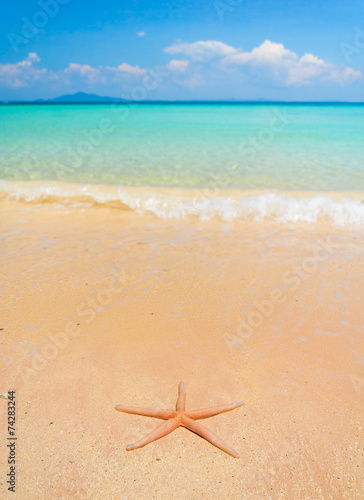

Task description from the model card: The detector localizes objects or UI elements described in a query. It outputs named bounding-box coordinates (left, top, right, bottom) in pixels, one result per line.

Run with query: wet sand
left=0, top=201, right=363, bottom=499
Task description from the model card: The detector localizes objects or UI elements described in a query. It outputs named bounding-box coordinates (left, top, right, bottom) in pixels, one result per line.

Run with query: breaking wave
left=1, top=180, right=363, bottom=226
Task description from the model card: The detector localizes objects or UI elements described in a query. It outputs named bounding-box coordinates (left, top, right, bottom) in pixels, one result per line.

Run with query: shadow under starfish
left=115, top=381, right=244, bottom=458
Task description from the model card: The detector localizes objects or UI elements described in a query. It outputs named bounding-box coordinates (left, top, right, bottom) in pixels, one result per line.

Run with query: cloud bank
left=165, top=39, right=362, bottom=86
left=0, top=39, right=362, bottom=96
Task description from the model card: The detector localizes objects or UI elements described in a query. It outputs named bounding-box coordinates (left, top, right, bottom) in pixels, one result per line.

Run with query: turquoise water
left=1, top=103, right=363, bottom=191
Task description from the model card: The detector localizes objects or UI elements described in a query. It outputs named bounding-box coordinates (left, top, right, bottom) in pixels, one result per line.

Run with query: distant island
left=1, top=92, right=126, bottom=104
left=35, top=92, right=121, bottom=103
left=1, top=92, right=363, bottom=105
left=36, top=92, right=123, bottom=104
left=1, top=93, right=275, bottom=104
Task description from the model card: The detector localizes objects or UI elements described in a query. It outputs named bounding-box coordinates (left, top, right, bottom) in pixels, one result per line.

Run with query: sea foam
left=0, top=181, right=363, bottom=226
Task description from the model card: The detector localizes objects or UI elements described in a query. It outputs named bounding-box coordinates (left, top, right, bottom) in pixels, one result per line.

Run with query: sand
left=0, top=200, right=363, bottom=499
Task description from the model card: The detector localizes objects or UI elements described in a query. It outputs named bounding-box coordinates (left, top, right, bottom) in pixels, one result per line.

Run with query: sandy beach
left=0, top=199, right=363, bottom=499
left=2, top=0, right=364, bottom=494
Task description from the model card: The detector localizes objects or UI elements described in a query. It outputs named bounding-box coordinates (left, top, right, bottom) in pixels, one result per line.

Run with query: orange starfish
left=115, top=381, right=244, bottom=458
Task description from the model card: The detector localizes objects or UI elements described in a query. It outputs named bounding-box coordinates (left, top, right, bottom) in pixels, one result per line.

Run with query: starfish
left=115, top=381, right=244, bottom=458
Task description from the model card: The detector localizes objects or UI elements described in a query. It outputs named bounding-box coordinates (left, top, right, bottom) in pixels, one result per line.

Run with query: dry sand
left=0, top=201, right=363, bottom=499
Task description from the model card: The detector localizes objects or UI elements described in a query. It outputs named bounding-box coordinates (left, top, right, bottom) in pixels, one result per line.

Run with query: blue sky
left=1, top=0, right=364, bottom=100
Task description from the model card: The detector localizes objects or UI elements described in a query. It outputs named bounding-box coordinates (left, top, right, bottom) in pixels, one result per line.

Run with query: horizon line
left=1, top=100, right=364, bottom=105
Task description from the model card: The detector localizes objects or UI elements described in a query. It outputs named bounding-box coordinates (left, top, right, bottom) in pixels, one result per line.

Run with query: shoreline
left=1, top=179, right=363, bottom=226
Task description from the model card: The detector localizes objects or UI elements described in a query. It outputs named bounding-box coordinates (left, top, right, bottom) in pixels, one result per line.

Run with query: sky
left=0, top=0, right=364, bottom=101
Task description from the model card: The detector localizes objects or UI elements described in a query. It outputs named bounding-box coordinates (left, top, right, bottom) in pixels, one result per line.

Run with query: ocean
left=1, top=102, right=363, bottom=224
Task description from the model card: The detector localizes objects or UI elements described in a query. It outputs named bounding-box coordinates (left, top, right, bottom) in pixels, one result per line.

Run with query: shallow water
left=1, top=103, right=363, bottom=224
left=1, top=103, right=363, bottom=190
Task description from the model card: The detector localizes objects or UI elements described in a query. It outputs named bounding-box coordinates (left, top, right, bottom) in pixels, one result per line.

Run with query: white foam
left=1, top=180, right=363, bottom=226
left=118, top=190, right=364, bottom=225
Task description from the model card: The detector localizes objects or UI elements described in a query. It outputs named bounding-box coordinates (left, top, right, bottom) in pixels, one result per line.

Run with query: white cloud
left=63, top=61, right=147, bottom=86
left=220, top=40, right=363, bottom=86
left=0, top=53, right=49, bottom=88
left=164, top=40, right=238, bottom=61
left=322, top=66, right=362, bottom=85
left=28, top=53, right=41, bottom=63
left=163, top=39, right=362, bottom=87
left=115, top=63, right=146, bottom=76
left=224, top=40, right=297, bottom=66
left=0, top=53, right=149, bottom=90
left=0, top=42, right=362, bottom=95
left=166, top=59, right=189, bottom=73
left=137, top=31, right=146, bottom=37
left=300, top=53, right=324, bottom=65
left=65, top=63, right=100, bottom=80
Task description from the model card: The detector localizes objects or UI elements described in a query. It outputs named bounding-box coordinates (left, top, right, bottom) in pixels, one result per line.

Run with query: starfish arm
left=186, top=401, right=244, bottom=420
left=126, top=417, right=180, bottom=451
left=115, top=406, right=176, bottom=420
left=176, top=381, right=186, bottom=411
left=181, top=416, right=240, bottom=458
